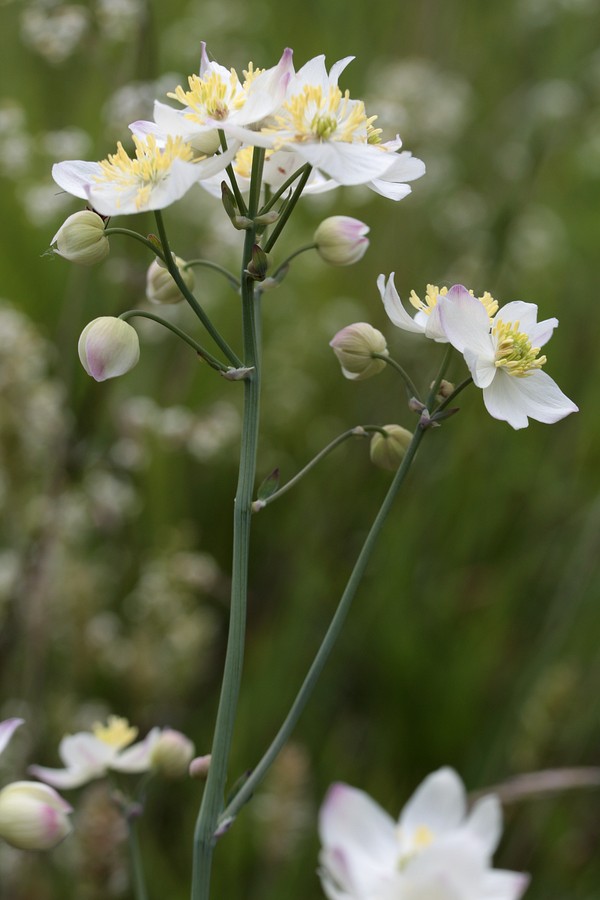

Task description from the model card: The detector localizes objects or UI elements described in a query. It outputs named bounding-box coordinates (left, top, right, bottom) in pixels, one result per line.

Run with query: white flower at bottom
left=438, top=291, right=578, bottom=429
left=0, top=782, right=72, bottom=851
left=319, top=768, right=529, bottom=900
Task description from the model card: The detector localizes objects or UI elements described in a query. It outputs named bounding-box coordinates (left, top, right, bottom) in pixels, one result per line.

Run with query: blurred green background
left=0, top=0, right=599, bottom=897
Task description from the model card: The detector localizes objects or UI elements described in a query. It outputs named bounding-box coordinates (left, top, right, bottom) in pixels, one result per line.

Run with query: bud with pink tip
left=0, top=782, right=72, bottom=851
left=78, top=317, right=140, bottom=382
left=330, top=322, right=388, bottom=380
left=314, top=216, right=369, bottom=266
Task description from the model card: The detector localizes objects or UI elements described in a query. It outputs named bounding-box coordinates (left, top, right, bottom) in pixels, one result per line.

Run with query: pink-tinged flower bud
left=189, top=755, right=211, bottom=780
left=146, top=255, right=195, bottom=305
left=370, top=425, right=412, bottom=471
left=51, top=210, right=109, bottom=266
left=330, top=322, right=388, bottom=380
left=314, top=216, right=369, bottom=266
left=149, top=730, right=195, bottom=779
left=0, top=781, right=72, bottom=851
left=78, top=317, right=140, bottom=382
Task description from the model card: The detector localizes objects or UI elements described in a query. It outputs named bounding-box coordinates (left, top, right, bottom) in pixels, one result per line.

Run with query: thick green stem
left=219, top=421, right=427, bottom=826
left=191, top=151, right=265, bottom=900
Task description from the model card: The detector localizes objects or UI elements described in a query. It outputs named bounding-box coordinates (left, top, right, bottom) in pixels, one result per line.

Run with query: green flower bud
left=146, top=255, right=195, bottom=305
left=370, top=425, right=412, bottom=471
left=51, top=210, right=109, bottom=266
left=78, top=317, right=140, bottom=382
left=330, top=322, right=388, bottom=380
left=314, top=216, right=369, bottom=266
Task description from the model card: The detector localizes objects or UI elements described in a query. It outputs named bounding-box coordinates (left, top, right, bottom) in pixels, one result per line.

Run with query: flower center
left=263, top=85, right=380, bottom=146
left=168, top=69, right=246, bottom=122
left=93, top=135, right=196, bottom=209
left=92, top=716, right=138, bottom=749
left=410, top=285, right=499, bottom=320
left=396, top=824, right=435, bottom=870
left=493, top=319, right=546, bottom=376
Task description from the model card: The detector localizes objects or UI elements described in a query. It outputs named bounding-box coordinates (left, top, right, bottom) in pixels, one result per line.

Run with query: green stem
left=104, top=227, right=165, bottom=259
left=436, top=375, right=473, bottom=412
left=219, top=130, right=248, bottom=217
left=153, top=211, right=242, bottom=368
left=373, top=353, right=422, bottom=403
left=427, top=347, right=453, bottom=408
left=272, top=243, right=317, bottom=279
left=184, top=259, right=240, bottom=291
left=191, top=151, right=265, bottom=900
left=219, top=421, right=427, bottom=827
left=259, top=164, right=311, bottom=215
left=118, top=310, right=227, bottom=372
left=255, top=426, right=386, bottom=509
left=128, top=817, right=149, bottom=900
left=263, top=166, right=312, bottom=254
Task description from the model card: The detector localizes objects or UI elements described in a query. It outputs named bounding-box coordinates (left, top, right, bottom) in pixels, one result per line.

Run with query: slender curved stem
left=427, top=347, right=453, bottom=408
left=153, top=211, right=242, bottom=368
left=272, top=243, right=317, bottom=279
left=184, top=259, right=240, bottom=291
left=254, top=426, right=387, bottom=510
left=263, top=166, right=312, bottom=254
left=104, top=227, right=165, bottom=259
left=191, top=149, right=265, bottom=900
left=128, top=817, right=149, bottom=900
left=372, top=353, right=422, bottom=403
left=219, top=421, right=427, bottom=827
left=259, top=164, right=311, bottom=215
left=118, top=310, right=227, bottom=372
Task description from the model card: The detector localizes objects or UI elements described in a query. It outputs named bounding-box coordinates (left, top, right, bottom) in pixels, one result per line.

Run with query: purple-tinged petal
left=28, top=763, right=101, bottom=790
left=52, top=160, right=103, bottom=200
left=399, top=767, right=466, bottom=837
left=320, top=783, right=397, bottom=870
left=0, top=719, right=24, bottom=757
left=438, top=290, right=493, bottom=357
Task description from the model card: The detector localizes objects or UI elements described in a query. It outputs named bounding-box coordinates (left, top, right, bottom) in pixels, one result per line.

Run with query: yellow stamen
left=242, top=62, right=264, bottom=89
left=409, top=285, right=499, bottom=320
left=168, top=70, right=245, bottom=123
left=262, top=85, right=377, bottom=146
left=92, top=716, right=138, bottom=749
left=493, top=319, right=546, bottom=376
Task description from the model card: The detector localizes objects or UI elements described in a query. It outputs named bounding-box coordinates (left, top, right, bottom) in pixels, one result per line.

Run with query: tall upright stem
left=191, top=151, right=265, bottom=900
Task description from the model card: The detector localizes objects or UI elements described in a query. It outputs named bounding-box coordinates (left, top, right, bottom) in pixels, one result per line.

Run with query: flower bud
left=0, top=781, right=72, bottom=851
left=78, top=317, right=140, bottom=382
left=370, top=425, right=412, bottom=471
left=189, top=754, right=211, bottom=780
left=330, top=323, right=388, bottom=380
left=314, top=216, right=369, bottom=266
left=51, top=210, right=109, bottom=266
left=149, top=730, right=195, bottom=779
left=146, top=256, right=195, bottom=305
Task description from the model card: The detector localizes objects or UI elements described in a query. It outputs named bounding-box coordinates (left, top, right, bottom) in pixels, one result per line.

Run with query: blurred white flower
left=319, top=768, right=529, bottom=900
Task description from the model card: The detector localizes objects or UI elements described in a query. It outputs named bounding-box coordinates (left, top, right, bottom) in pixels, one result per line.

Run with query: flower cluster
left=319, top=768, right=529, bottom=900
left=0, top=719, right=72, bottom=851
left=51, top=44, right=425, bottom=217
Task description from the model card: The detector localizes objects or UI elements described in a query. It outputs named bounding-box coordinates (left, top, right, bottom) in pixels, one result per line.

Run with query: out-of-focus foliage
left=0, top=0, right=599, bottom=897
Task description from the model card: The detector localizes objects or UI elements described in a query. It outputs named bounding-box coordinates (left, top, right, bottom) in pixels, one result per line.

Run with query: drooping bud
left=78, top=317, right=140, bottom=382
left=51, top=210, right=109, bottom=266
left=189, top=755, right=211, bottom=780
left=245, top=245, right=270, bottom=282
left=370, top=425, right=412, bottom=471
left=0, top=781, right=72, bottom=851
left=330, top=323, right=388, bottom=380
left=314, top=216, right=369, bottom=266
left=146, top=255, right=195, bottom=305
left=149, top=730, right=195, bottom=779
left=434, top=379, right=455, bottom=400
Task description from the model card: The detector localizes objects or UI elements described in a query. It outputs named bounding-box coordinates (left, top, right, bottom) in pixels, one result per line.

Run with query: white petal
left=52, top=160, right=103, bottom=199
left=368, top=179, right=412, bottom=201
left=438, top=290, right=494, bottom=357
left=528, top=316, right=558, bottom=349
left=112, top=727, right=161, bottom=773
left=292, top=142, right=399, bottom=185
left=28, top=763, right=101, bottom=790
left=329, top=56, right=355, bottom=85
left=483, top=369, right=578, bottom=429
left=0, top=718, right=24, bottom=756
left=482, top=869, right=530, bottom=900
left=377, top=273, right=424, bottom=334
left=404, top=834, right=487, bottom=899
left=464, top=348, right=496, bottom=389
left=464, top=795, right=502, bottom=855
left=495, top=302, right=539, bottom=333
left=424, top=303, right=450, bottom=342
left=399, top=767, right=466, bottom=837
left=378, top=151, right=426, bottom=184
left=59, top=733, right=115, bottom=769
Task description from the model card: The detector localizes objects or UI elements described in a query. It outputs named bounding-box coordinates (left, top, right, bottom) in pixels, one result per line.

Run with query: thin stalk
left=219, top=420, right=427, bottom=827
left=128, top=818, right=149, bottom=900
left=427, top=347, right=453, bottom=408
left=154, top=211, right=242, bottom=368
left=119, top=310, right=227, bottom=372
left=191, top=150, right=265, bottom=900
left=263, top=166, right=312, bottom=254
left=372, top=353, right=422, bottom=403
left=255, top=426, right=387, bottom=509
left=258, top=163, right=311, bottom=215
left=436, top=375, right=473, bottom=412
left=219, top=130, right=248, bottom=216
left=104, top=227, right=165, bottom=258
left=184, top=259, right=240, bottom=291
left=272, top=243, right=317, bottom=279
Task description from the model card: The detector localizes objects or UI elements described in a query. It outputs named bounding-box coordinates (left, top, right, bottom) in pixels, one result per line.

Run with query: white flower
left=141, top=43, right=294, bottom=153
left=52, top=133, right=237, bottom=216
left=29, top=716, right=160, bottom=789
left=438, top=291, right=578, bottom=429
left=319, top=768, right=529, bottom=900
left=377, top=275, right=498, bottom=342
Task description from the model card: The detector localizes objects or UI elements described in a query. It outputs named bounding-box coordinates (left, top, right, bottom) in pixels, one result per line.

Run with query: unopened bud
left=330, top=323, right=388, bottom=380
left=149, top=730, right=195, bottom=779
left=370, top=425, right=412, bottom=471
left=246, top=245, right=270, bottom=281
left=0, top=781, right=72, bottom=851
left=51, top=210, right=109, bottom=266
left=146, top=255, right=195, bottom=305
left=314, top=216, right=369, bottom=266
left=189, top=755, right=211, bottom=780
left=254, top=210, right=279, bottom=226
left=78, top=317, right=140, bottom=382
